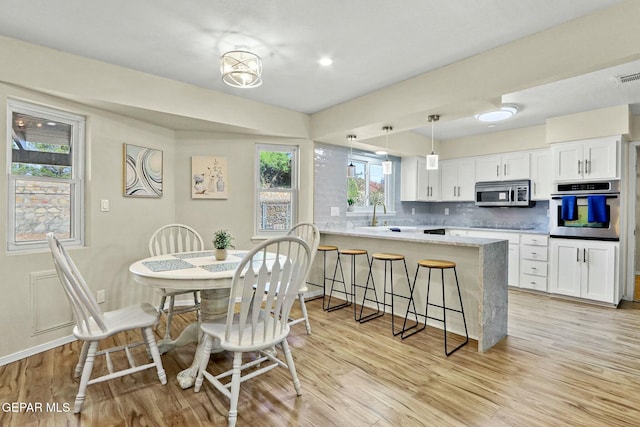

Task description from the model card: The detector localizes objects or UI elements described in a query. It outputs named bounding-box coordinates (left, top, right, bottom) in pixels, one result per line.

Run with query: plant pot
left=347, top=205, right=354, bottom=212
left=215, top=248, right=228, bottom=261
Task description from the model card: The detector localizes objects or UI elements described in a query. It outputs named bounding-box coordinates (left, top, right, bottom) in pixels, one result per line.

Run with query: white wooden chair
left=194, top=236, right=311, bottom=427
left=285, top=222, right=320, bottom=334
left=47, top=233, right=166, bottom=414
left=149, top=224, right=204, bottom=339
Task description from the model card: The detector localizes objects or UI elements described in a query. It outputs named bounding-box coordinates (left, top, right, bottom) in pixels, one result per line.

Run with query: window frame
left=7, top=99, right=85, bottom=252
left=347, top=151, right=394, bottom=213
left=254, top=143, right=298, bottom=237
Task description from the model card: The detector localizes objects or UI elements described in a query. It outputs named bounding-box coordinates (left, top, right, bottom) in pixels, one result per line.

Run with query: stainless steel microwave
left=475, top=179, right=532, bottom=207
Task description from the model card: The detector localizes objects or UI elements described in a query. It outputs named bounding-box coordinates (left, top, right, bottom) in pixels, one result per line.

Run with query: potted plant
left=213, top=229, right=234, bottom=260
left=347, top=198, right=355, bottom=212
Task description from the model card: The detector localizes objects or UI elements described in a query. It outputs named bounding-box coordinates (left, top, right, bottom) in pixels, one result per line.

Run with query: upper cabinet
left=475, top=152, right=530, bottom=182
left=551, top=136, right=620, bottom=182
left=530, top=149, right=553, bottom=200
left=401, top=156, right=440, bottom=201
left=440, top=158, right=475, bottom=201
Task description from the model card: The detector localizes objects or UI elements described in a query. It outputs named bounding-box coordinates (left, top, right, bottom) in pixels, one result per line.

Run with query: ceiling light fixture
left=347, top=135, right=357, bottom=178
left=382, top=126, right=393, bottom=175
left=221, top=50, right=263, bottom=88
left=474, top=105, right=518, bottom=122
left=319, top=57, right=333, bottom=66
left=426, top=115, right=439, bottom=170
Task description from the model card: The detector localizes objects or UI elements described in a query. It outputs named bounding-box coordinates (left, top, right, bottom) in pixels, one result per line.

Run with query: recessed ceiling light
left=46, top=121, right=57, bottom=126
left=474, top=105, right=518, bottom=122
left=319, top=57, right=333, bottom=66
left=375, top=150, right=387, bottom=155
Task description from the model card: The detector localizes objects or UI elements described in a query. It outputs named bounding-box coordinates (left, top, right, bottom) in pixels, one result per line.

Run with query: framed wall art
left=123, top=144, right=163, bottom=198
left=191, top=156, right=228, bottom=199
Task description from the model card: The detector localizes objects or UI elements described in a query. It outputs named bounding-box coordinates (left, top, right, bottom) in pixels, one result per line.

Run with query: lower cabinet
left=549, top=238, right=618, bottom=304
left=519, top=234, right=549, bottom=292
left=464, top=230, right=520, bottom=288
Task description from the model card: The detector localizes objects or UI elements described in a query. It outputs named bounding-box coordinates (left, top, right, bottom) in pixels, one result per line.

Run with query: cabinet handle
left=458, top=186, right=461, bottom=197
left=496, top=165, right=499, bottom=177
left=586, top=159, right=591, bottom=174
left=576, top=248, right=580, bottom=262
left=583, top=248, right=587, bottom=263
left=504, top=164, right=507, bottom=176
left=531, top=267, right=537, bottom=270
left=578, top=160, right=582, bottom=174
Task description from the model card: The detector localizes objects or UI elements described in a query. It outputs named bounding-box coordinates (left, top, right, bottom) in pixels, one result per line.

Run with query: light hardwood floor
left=2, top=290, right=640, bottom=426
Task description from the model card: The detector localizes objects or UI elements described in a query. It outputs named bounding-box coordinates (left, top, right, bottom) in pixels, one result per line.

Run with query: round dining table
left=129, top=249, right=251, bottom=389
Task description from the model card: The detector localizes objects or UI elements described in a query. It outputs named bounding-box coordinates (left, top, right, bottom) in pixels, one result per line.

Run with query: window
left=255, top=144, right=298, bottom=235
left=347, top=152, right=393, bottom=211
left=7, top=100, right=85, bottom=251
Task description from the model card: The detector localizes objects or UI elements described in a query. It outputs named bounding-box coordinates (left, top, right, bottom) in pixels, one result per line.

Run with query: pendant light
left=382, top=126, right=393, bottom=175
left=347, top=135, right=356, bottom=178
left=426, top=114, right=439, bottom=170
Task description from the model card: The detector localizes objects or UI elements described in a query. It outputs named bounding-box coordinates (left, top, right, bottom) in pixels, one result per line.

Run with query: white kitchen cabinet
left=519, top=234, right=549, bottom=292
left=551, top=136, right=620, bottom=182
left=549, top=238, right=617, bottom=304
left=439, top=158, right=475, bottom=201
left=475, top=152, right=530, bottom=182
left=529, top=149, right=553, bottom=200
left=401, top=156, right=440, bottom=201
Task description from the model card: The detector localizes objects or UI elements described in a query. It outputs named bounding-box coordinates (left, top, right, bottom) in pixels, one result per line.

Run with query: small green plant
left=213, top=229, right=235, bottom=249
left=347, top=198, right=355, bottom=206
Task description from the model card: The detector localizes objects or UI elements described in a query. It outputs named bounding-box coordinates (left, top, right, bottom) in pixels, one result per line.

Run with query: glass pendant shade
left=426, top=153, right=439, bottom=170
left=347, top=162, right=356, bottom=177
left=221, top=50, right=263, bottom=88
left=382, top=160, right=392, bottom=175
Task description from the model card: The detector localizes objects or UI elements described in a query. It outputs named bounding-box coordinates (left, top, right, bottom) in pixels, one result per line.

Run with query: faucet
left=371, top=200, right=387, bottom=226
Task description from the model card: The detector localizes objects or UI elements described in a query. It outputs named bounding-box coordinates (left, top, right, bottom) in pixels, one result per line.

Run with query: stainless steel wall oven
left=549, top=180, right=620, bottom=241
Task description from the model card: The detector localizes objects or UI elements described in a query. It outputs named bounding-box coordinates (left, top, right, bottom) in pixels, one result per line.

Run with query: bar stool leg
left=444, top=267, right=469, bottom=356
left=325, top=253, right=351, bottom=312
left=357, top=255, right=382, bottom=322
left=401, top=265, right=426, bottom=339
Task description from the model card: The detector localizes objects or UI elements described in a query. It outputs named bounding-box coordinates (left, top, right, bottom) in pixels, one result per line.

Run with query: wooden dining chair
left=47, top=233, right=166, bottom=413
left=149, top=223, right=204, bottom=339
left=286, top=222, right=320, bottom=334
left=194, top=235, right=311, bottom=427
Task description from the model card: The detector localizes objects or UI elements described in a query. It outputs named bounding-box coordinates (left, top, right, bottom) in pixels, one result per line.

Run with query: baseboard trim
left=0, top=334, right=76, bottom=367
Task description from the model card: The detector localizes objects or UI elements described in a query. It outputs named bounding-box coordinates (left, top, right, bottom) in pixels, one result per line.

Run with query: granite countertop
left=320, top=228, right=508, bottom=248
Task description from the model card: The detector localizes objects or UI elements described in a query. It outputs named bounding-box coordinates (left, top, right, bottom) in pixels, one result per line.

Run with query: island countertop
left=317, top=228, right=508, bottom=352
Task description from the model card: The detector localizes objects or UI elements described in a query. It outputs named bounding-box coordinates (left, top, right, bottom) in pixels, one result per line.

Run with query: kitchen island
left=317, top=228, right=508, bottom=352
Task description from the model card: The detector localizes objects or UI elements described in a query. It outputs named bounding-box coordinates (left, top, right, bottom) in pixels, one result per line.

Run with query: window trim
left=254, top=143, right=298, bottom=237
left=7, top=99, right=85, bottom=252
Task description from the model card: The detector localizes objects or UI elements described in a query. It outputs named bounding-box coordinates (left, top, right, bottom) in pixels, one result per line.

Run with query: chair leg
left=281, top=339, right=302, bottom=396
left=298, top=293, right=312, bottom=335
left=74, top=341, right=99, bottom=414
left=156, top=295, right=167, bottom=332
left=142, top=327, right=167, bottom=385
left=165, top=296, right=176, bottom=340
left=228, top=352, right=243, bottom=427
left=74, top=341, right=90, bottom=378
left=194, top=334, right=214, bottom=392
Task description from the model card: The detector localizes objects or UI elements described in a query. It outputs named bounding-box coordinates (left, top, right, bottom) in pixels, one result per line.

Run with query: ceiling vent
left=614, top=72, right=640, bottom=85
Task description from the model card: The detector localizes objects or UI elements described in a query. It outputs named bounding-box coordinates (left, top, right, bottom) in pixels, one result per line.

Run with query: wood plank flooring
left=2, top=290, right=640, bottom=426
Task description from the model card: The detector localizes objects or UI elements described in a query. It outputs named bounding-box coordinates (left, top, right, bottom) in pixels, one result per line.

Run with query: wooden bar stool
left=359, top=252, right=418, bottom=336
left=329, top=248, right=371, bottom=319
left=402, top=259, right=469, bottom=356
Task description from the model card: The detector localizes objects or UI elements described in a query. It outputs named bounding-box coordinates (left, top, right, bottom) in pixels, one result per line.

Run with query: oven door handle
left=550, top=195, right=619, bottom=200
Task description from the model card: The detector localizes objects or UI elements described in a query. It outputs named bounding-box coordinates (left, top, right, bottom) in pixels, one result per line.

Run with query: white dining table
left=129, top=249, right=256, bottom=389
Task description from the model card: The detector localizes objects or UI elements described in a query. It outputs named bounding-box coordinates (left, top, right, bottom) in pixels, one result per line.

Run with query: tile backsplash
left=314, top=142, right=549, bottom=232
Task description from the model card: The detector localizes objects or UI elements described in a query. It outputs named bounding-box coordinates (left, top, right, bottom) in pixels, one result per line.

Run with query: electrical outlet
left=330, top=207, right=340, bottom=216
left=411, top=207, right=415, bottom=215
left=444, top=208, right=450, bottom=215
left=96, top=289, right=106, bottom=304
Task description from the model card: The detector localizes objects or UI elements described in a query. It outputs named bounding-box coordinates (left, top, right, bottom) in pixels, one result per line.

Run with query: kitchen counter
left=317, top=228, right=508, bottom=352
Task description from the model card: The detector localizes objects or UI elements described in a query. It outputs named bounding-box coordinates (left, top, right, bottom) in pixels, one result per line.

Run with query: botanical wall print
left=191, top=156, right=228, bottom=199
left=123, top=144, right=163, bottom=197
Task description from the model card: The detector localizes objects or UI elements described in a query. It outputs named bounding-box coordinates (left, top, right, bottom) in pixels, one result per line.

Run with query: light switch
left=100, top=199, right=110, bottom=212
left=330, top=207, right=340, bottom=216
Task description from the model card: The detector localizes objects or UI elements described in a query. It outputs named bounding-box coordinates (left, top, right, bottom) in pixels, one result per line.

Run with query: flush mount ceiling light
left=474, top=105, right=518, bottom=122
left=347, top=135, right=357, bottom=178
left=426, top=115, right=439, bottom=170
left=382, top=126, right=393, bottom=175
left=221, top=50, right=263, bottom=88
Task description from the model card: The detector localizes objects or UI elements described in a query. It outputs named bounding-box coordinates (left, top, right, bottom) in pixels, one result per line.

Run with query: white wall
left=0, top=83, right=177, bottom=361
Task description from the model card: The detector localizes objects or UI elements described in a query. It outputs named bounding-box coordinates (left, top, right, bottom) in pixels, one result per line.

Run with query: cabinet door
left=426, top=168, right=440, bottom=201
left=456, top=158, right=476, bottom=201
left=584, top=138, right=618, bottom=180
left=552, top=142, right=582, bottom=181
left=416, top=157, right=430, bottom=201
left=530, top=149, right=553, bottom=200
left=439, top=160, right=458, bottom=201
left=549, top=240, right=582, bottom=297
left=475, top=155, right=501, bottom=182
left=502, top=152, right=530, bottom=180
left=582, top=242, right=616, bottom=303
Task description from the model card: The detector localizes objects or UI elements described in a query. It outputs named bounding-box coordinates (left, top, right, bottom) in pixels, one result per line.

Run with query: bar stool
left=359, top=252, right=418, bottom=336
left=307, top=245, right=338, bottom=310
left=328, top=249, right=371, bottom=319
left=402, top=259, right=469, bottom=356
